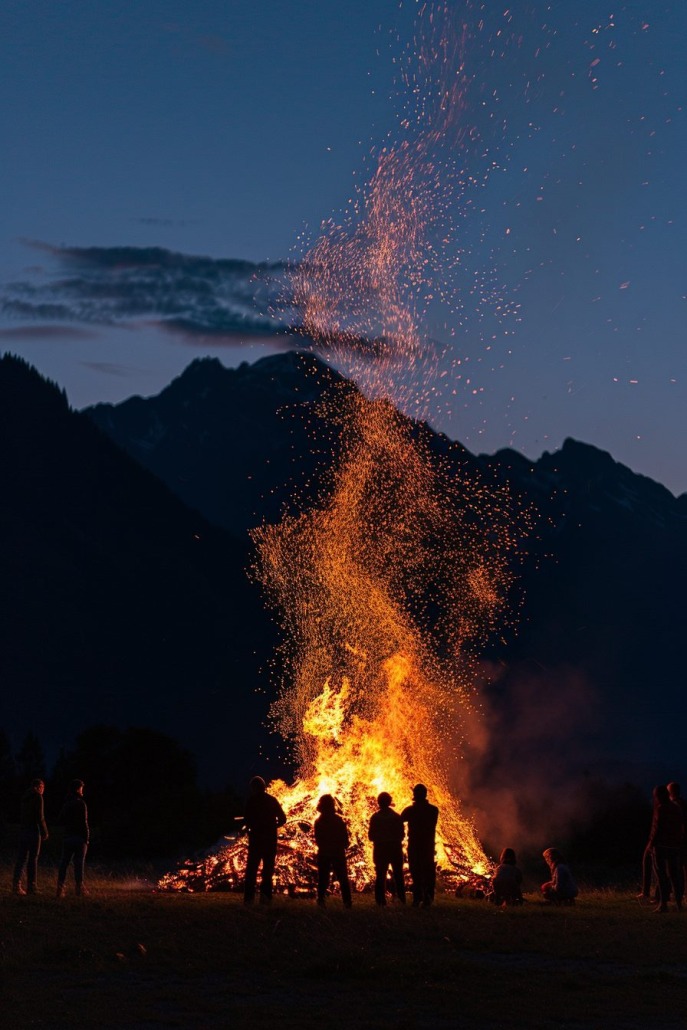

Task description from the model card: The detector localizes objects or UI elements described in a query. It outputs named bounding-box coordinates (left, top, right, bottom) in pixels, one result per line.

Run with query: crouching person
left=541, top=847, right=578, bottom=904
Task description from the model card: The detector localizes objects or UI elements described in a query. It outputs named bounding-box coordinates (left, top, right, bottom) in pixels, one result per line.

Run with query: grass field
left=2, top=863, right=687, bottom=1030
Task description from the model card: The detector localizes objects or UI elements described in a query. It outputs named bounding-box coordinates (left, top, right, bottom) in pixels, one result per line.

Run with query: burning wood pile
left=158, top=781, right=492, bottom=898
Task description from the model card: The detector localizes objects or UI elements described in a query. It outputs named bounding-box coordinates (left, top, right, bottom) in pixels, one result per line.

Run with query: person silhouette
left=400, top=784, right=439, bottom=907
left=242, top=776, right=287, bottom=904
left=314, top=794, right=352, bottom=907
left=491, top=847, right=524, bottom=906
left=667, top=782, right=687, bottom=908
left=13, top=778, right=48, bottom=895
left=637, top=786, right=662, bottom=903
left=541, top=848, right=578, bottom=904
left=649, top=784, right=683, bottom=913
left=368, top=792, right=405, bottom=905
left=56, top=779, right=89, bottom=898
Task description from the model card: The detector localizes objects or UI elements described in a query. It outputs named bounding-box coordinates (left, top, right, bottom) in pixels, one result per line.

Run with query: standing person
left=637, top=786, right=661, bottom=902
left=649, top=784, right=683, bottom=913
left=314, top=794, right=352, bottom=908
left=368, top=792, right=406, bottom=905
left=667, top=782, right=687, bottom=907
left=13, top=778, right=49, bottom=895
left=491, top=847, right=524, bottom=906
left=541, top=848, right=578, bottom=904
left=56, top=779, right=89, bottom=898
left=242, top=776, right=287, bottom=904
left=400, top=783, right=439, bottom=907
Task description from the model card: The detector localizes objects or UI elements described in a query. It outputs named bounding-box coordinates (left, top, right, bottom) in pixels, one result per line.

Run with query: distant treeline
left=0, top=725, right=242, bottom=858
left=0, top=725, right=652, bottom=870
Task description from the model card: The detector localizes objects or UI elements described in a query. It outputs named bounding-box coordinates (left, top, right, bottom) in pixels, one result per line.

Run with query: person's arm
left=368, top=815, right=376, bottom=842
left=38, top=795, right=48, bottom=840
left=275, top=799, right=287, bottom=828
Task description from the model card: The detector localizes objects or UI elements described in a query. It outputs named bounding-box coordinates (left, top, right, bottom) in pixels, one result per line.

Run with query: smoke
left=449, top=662, right=600, bottom=859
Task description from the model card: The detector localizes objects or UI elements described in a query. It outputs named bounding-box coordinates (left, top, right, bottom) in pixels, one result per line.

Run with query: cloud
left=2, top=241, right=291, bottom=344
left=0, top=240, right=425, bottom=367
left=450, top=662, right=601, bottom=857
left=80, top=361, right=144, bottom=378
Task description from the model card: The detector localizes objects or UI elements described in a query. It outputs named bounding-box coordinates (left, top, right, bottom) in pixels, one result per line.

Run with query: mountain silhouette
left=85, top=352, right=687, bottom=788
left=0, top=354, right=278, bottom=785
left=86, top=352, right=351, bottom=539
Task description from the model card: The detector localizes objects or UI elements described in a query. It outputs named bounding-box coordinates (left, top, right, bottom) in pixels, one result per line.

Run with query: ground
left=2, top=865, right=686, bottom=1029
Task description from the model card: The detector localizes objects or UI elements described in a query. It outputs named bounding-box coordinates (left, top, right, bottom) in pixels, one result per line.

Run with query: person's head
left=31, top=778, right=45, bottom=794
left=317, top=794, right=336, bottom=816
left=653, top=784, right=669, bottom=805
left=377, top=791, right=393, bottom=809
left=412, top=783, right=428, bottom=802
left=500, top=847, right=517, bottom=866
left=249, top=776, right=266, bottom=795
left=543, top=847, right=564, bottom=869
left=668, top=782, right=681, bottom=800
left=71, top=779, right=84, bottom=796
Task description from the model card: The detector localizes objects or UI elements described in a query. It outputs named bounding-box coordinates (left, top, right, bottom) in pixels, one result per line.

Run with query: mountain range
left=2, top=350, right=685, bottom=803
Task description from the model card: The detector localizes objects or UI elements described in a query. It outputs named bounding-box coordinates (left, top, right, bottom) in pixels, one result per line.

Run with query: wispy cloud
left=0, top=240, right=422, bottom=367
left=1, top=240, right=291, bottom=345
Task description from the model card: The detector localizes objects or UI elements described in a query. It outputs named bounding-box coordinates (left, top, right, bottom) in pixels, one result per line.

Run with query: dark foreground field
left=2, top=866, right=686, bottom=1030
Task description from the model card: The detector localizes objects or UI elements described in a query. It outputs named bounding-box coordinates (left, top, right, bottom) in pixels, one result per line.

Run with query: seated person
left=541, top=847, right=578, bottom=904
left=491, top=847, right=524, bottom=905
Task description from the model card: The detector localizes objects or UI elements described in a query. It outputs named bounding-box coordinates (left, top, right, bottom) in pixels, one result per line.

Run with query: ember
left=161, top=2, right=531, bottom=899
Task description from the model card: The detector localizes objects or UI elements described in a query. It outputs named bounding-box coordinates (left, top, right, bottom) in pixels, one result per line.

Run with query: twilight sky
left=1, top=0, right=685, bottom=493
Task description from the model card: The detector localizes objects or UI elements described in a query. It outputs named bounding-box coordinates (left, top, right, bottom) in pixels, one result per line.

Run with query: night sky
left=1, top=0, right=685, bottom=494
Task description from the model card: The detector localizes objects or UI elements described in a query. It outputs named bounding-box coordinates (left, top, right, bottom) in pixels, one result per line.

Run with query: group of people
left=33, top=772, right=687, bottom=910
left=242, top=777, right=579, bottom=908
left=489, top=846, right=578, bottom=907
left=243, top=779, right=439, bottom=907
left=12, top=778, right=89, bottom=898
left=638, top=781, right=687, bottom=913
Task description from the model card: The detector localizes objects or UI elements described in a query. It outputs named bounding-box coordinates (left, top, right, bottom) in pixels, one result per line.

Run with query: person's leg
left=26, top=834, right=41, bottom=892
left=13, top=836, right=30, bottom=892
left=57, top=841, right=76, bottom=896
left=260, top=845, right=277, bottom=901
left=334, top=854, right=352, bottom=907
left=74, top=842, right=88, bottom=894
left=408, top=852, right=421, bottom=905
left=666, top=847, right=682, bottom=910
left=653, top=846, right=670, bottom=910
left=243, top=843, right=261, bottom=903
left=426, top=852, right=436, bottom=904
left=374, top=861, right=387, bottom=905
left=639, top=842, right=653, bottom=897
left=317, top=853, right=330, bottom=904
left=391, top=851, right=406, bottom=904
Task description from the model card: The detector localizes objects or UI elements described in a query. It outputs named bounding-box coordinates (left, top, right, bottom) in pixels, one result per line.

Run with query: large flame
left=160, top=3, right=532, bottom=896
left=252, top=387, right=525, bottom=884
